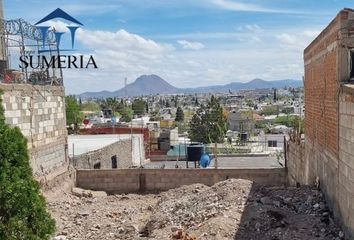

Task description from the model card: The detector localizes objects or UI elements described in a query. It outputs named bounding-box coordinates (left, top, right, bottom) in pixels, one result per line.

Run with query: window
left=111, top=155, right=117, bottom=169
left=268, top=140, right=277, bottom=148
left=93, top=162, right=101, bottom=169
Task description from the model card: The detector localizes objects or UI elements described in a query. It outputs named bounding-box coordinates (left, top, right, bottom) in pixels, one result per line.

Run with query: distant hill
left=79, top=75, right=302, bottom=99
left=80, top=75, right=178, bottom=99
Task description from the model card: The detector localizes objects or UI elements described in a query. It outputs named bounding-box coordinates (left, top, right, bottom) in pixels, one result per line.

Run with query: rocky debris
left=48, top=179, right=344, bottom=240
left=71, top=187, right=107, bottom=198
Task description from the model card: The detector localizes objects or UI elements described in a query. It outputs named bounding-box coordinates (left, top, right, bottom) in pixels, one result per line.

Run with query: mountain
left=80, top=75, right=178, bottom=99
left=79, top=75, right=302, bottom=99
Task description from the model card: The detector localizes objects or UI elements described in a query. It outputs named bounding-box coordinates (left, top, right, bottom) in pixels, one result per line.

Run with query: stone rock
left=260, top=197, right=272, bottom=205
left=53, top=236, right=67, bottom=240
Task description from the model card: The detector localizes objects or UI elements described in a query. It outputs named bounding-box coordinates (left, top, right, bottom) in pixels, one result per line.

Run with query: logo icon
left=19, top=8, right=97, bottom=69
left=35, top=8, right=83, bottom=53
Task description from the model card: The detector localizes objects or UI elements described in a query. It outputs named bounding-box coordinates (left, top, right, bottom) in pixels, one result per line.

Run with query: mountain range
left=79, top=74, right=303, bottom=99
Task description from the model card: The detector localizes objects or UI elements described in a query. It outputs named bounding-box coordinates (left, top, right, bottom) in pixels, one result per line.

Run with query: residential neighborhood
left=0, top=1, right=353, bottom=240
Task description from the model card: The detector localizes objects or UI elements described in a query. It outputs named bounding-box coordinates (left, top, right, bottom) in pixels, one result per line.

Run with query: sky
left=3, top=0, right=353, bottom=94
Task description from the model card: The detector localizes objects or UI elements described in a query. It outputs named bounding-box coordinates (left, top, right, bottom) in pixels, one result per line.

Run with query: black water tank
left=187, top=144, right=204, bottom=162
left=240, top=132, right=248, bottom=142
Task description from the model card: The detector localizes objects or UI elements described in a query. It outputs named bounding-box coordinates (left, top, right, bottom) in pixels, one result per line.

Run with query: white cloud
left=237, top=24, right=263, bottom=32
left=209, top=0, right=302, bottom=14
left=177, top=40, right=205, bottom=50
left=59, top=27, right=321, bottom=94
left=276, top=30, right=321, bottom=51
left=77, top=29, right=174, bottom=55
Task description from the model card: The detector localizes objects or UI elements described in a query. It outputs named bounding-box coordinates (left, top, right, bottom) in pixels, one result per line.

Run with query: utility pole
left=124, top=77, right=127, bottom=99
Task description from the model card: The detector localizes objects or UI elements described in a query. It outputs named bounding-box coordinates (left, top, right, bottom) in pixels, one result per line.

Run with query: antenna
left=124, top=77, right=127, bottom=98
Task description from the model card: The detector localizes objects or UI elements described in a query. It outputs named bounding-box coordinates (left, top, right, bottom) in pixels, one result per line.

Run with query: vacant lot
left=48, top=179, right=344, bottom=240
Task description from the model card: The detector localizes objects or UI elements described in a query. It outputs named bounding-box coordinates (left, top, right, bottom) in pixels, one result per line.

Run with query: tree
left=195, top=97, right=199, bottom=106
left=261, top=106, right=278, bottom=116
left=188, top=96, right=227, bottom=143
left=132, top=99, right=147, bottom=116
left=66, top=96, right=84, bottom=128
left=0, top=91, right=55, bottom=239
left=175, top=106, right=184, bottom=122
left=119, top=107, right=133, bottom=122
left=165, top=100, right=171, bottom=108
left=80, top=101, right=101, bottom=112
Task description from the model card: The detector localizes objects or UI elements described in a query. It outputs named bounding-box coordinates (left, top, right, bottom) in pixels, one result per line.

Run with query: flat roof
left=68, top=134, right=133, bottom=157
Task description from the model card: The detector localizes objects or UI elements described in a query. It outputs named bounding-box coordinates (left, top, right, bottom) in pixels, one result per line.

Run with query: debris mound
left=48, top=179, right=344, bottom=240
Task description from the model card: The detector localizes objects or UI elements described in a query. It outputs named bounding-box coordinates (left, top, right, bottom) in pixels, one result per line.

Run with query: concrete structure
left=0, top=84, right=67, bottom=179
left=76, top=168, right=285, bottom=194
left=69, top=134, right=145, bottom=169
left=227, top=111, right=254, bottom=133
left=287, top=8, right=354, bottom=238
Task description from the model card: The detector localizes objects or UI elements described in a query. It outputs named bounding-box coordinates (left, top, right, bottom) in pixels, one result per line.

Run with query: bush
left=0, top=92, right=55, bottom=239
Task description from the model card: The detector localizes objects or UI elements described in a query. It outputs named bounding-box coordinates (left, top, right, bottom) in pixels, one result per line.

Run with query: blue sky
left=3, top=0, right=353, bottom=94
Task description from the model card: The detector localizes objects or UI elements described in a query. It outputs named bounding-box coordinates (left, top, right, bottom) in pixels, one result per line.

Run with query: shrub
left=0, top=92, right=55, bottom=239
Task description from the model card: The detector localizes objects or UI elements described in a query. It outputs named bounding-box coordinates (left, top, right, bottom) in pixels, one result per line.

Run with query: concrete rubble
left=48, top=179, right=344, bottom=240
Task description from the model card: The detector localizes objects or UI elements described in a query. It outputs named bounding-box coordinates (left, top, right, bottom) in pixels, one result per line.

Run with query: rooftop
left=68, top=134, right=134, bottom=157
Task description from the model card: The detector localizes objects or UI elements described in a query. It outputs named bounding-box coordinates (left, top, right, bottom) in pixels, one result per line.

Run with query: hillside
left=79, top=75, right=302, bottom=99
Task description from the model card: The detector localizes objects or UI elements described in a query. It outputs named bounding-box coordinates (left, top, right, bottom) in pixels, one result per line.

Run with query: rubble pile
left=48, top=179, right=344, bottom=240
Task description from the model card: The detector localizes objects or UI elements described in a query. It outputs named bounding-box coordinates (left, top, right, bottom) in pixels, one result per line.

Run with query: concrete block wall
left=72, top=135, right=145, bottom=169
left=338, top=87, right=354, bottom=236
left=286, top=141, right=307, bottom=186
left=73, top=139, right=133, bottom=169
left=0, top=83, right=67, bottom=177
left=76, top=168, right=286, bottom=193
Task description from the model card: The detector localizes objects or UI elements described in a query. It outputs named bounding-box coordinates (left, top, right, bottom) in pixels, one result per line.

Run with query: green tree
left=165, top=100, right=171, bottom=108
left=188, top=96, right=227, bottom=143
left=99, top=98, right=121, bottom=113
left=119, top=107, right=133, bottom=122
left=175, top=106, right=184, bottom=122
left=66, top=96, right=84, bottom=128
left=132, top=99, right=147, bottom=116
left=81, top=101, right=101, bottom=112
left=261, top=106, right=278, bottom=116
left=0, top=92, right=55, bottom=239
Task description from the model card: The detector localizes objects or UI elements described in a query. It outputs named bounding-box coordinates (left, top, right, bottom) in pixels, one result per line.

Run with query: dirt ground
left=47, top=179, right=345, bottom=240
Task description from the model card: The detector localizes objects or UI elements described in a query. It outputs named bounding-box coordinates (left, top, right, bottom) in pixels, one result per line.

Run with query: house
left=227, top=110, right=254, bottom=133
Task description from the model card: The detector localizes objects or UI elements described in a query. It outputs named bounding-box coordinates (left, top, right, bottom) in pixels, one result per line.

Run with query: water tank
left=187, top=144, right=204, bottom=162
left=240, top=132, right=248, bottom=142
left=199, top=154, right=211, bottom=168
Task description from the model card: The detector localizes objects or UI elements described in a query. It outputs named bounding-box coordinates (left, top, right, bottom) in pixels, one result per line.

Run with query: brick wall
left=76, top=168, right=286, bottom=193
left=298, top=8, right=354, bottom=238
left=0, top=83, right=67, bottom=178
left=304, top=10, right=341, bottom=157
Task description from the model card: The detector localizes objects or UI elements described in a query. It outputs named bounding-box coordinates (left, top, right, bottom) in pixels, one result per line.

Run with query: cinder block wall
left=286, top=141, right=306, bottom=186
left=76, top=168, right=286, bottom=193
left=72, top=135, right=145, bottom=169
left=0, top=83, right=67, bottom=178
left=338, top=87, right=354, bottom=236
left=300, top=8, right=354, bottom=238
left=72, top=139, right=133, bottom=169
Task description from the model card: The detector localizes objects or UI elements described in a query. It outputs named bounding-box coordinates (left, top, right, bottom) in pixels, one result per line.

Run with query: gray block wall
left=72, top=135, right=145, bottom=169
left=0, top=83, right=67, bottom=177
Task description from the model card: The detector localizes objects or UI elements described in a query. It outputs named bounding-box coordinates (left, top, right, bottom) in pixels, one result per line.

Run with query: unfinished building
left=287, top=8, right=354, bottom=238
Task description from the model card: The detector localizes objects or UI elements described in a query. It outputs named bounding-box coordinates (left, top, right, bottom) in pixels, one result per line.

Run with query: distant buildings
left=227, top=110, right=255, bottom=133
